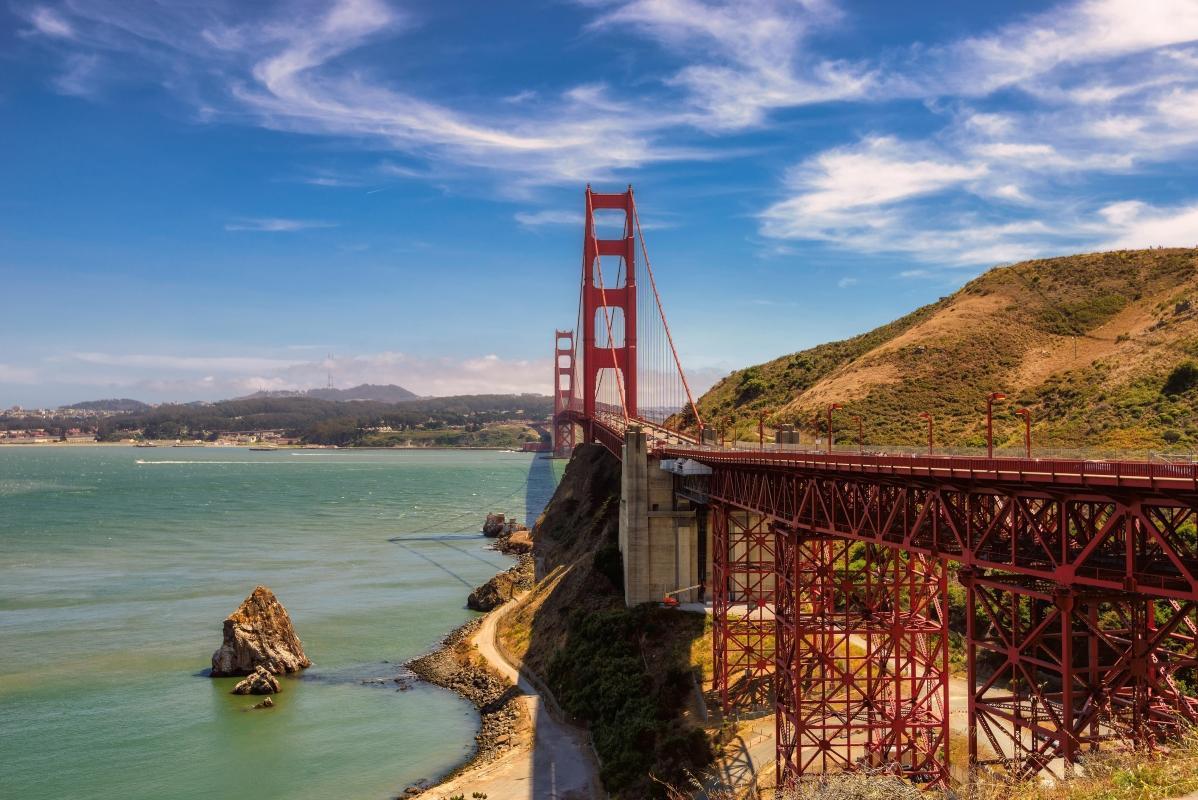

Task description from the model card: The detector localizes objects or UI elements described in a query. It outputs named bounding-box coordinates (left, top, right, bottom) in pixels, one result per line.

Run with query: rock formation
left=482, top=513, right=507, bottom=537
left=210, top=585, right=311, bottom=677
left=233, top=665, right=282, bottom=695
left=501, top=529, right=533, bottom=554
left=467, top=556, right=533, bottom=611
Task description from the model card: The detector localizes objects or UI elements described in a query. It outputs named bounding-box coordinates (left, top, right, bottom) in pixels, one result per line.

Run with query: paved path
left=425, top=595, right=601, bottom=800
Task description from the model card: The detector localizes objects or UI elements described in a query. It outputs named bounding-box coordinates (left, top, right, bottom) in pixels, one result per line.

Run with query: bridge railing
left=661, top=441, right=1198, bottom=489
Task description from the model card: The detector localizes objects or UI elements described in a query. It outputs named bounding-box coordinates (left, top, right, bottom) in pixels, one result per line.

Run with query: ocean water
left=0, top=446, right=561, bottom=800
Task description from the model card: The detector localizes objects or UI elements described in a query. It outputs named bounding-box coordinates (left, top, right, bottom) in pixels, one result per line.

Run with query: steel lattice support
left=962, top=569, right=1198, bottom=780
left=712, top=502, right=775, bottom=711
left=692, top=463, right=1198, bottom=603
left=774, top=529, right=949, bottom=788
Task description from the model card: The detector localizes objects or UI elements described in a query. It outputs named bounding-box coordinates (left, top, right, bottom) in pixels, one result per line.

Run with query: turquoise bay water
left=0, top=446, right=561, bottom=800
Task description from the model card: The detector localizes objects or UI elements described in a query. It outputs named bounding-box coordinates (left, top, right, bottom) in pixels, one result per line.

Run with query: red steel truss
left=774, top=529, right=949, bottom=788
left=712, top=502, right=775, bottom=711
left=689, top=460, right=1198, bottom=784
left=678, top=461, right=1198, bottom=603
left=962, top=569, right=1198, bottom=780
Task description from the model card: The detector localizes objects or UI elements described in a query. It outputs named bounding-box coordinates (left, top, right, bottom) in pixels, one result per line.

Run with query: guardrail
left=660, top=442, right=1198, bottom=490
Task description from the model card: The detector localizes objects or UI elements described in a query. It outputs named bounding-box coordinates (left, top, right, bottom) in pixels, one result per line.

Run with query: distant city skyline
left=4, top=0, right=1198, bottom=406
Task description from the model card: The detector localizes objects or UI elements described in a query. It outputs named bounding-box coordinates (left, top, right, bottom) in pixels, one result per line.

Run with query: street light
left=918, top=411, right=933, bottom=455
left=1014, top=407, right=1032, bottom=458
left=986, top=392, right=1007, bottom=458
left=852, top=415, right=864, bottom=454
left=827, top=403, right=842, bottom=454
left=758, top=409, right=771, bottom=451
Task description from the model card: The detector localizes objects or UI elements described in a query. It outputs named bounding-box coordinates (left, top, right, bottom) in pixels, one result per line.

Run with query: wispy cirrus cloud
left=755, top=0, right=1198, bottom=265
left=586, top=0, right=869, bottom=130
left=16, top=0, right=1198, bottom=269
left=224, top=217, right=338, bottom=232
left=515, top=210, right=584, bottom=227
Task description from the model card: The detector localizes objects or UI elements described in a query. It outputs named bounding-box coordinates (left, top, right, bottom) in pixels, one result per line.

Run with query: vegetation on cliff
left=693, top=248, right=1198, bottom=452
left=498, top=444, right=712, bottom=797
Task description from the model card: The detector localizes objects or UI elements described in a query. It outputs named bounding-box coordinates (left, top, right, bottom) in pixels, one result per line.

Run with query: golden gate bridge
left=552, top=185, right=1198, bottom=788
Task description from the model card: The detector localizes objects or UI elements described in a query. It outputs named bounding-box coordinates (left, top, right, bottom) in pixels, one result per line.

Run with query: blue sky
left=3, top=0, right=1198, bottom=407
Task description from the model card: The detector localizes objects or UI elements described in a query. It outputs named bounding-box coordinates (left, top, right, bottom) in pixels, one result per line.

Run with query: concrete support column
left=620, top=426, right=649, bottom=604
left=619, top=426, right=701, bottom=606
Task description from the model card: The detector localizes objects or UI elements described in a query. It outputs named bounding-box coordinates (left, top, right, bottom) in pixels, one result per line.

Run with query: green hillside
left=693, top=248, right=1198, bottom=454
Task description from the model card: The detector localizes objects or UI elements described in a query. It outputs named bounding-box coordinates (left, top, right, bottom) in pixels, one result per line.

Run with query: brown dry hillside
left=693, top=248, right=1198, bottom=453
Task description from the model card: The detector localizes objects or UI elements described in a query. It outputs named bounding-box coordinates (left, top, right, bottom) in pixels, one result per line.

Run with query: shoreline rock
left=405, top=619, right=527, bottom=795
left=211, top=585, right=312, bottom=677
left=467, top=555, right=534, bottom=612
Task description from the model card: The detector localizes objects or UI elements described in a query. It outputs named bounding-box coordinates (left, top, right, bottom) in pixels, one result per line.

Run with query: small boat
left=134, top=442, right=157, bottom=448
left=249, top=445, right=278, bottom=452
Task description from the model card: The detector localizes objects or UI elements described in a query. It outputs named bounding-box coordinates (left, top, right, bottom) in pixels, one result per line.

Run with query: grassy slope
left=694, top=248, right=1198, bottom=452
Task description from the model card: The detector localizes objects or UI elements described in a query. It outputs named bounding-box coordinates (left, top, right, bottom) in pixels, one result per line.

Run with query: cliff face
left=498, top=444, right=710, bottom=798
left=211, top=586, right=311, bottom=677
left=694, top=248, right=1198, bottom=451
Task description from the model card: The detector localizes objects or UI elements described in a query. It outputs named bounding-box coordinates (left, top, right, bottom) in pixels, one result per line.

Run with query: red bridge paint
left=552, top=187, right=1198, bottom=787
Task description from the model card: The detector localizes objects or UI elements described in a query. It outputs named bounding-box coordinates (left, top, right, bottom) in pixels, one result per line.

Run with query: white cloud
left=836, top=276, right=858, bottom=288
left=67, top=352, right=303, bottom=372
left=913, top=0, right=1198, bottom=97
left=0, top=364, right=39, bottom=384
left=225, top=217, right=338, bottom=232
left=1099, top=201, right=1198, bottom=250
left=26, top=6, right=75, bottom=38
left=759, top=137, right=986, bottom=243
left=588, top=0, right=869, bottom=129
left=19, top=349, right=561, bottom=403
left=515, top=210, right=585, bottom=227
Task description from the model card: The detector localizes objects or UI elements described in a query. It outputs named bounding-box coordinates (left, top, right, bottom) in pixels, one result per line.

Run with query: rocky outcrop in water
left=211, top=586, right=311, bottom=677
left=482, top=513, right=507, bottom=537
left=233, top=666, right=282, bottom=695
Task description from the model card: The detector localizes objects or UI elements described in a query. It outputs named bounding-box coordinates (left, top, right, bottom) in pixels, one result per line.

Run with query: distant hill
left=235, top=383, right=419, bottom=403
left=62, top=398, right=151, bottom=413
left=306, top=383, right=419, bottom=402
left=692, top=248, right=1198, bottom=452
left=93, top=393, right=553, bottom=445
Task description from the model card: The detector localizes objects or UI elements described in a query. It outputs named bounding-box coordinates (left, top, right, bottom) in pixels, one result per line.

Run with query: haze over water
left=0, top=446, right=560, bottom=800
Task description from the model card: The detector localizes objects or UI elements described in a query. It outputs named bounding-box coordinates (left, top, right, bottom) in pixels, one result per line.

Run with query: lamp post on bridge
left=918, top=411, right=933, bottom=455
left=852, top=415, right=863, bottom=454
left=1015, top=407, right=1032, bottom=458
left=758, top=409, right=771, bottom=451
left=986, top=392, right=1007, bottom=458
left=827, top=403, right=842, bottom=454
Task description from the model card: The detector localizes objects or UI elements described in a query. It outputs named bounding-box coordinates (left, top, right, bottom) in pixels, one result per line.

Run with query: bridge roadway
left=573, top=413, right=1198, bottom=603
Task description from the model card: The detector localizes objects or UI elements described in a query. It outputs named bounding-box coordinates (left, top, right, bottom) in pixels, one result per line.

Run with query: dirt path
left=424, top=595, right=601, bottom=800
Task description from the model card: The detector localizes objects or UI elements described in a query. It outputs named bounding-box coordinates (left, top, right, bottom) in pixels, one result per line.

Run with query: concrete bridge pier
left=619, top=426, right=704, bottom=606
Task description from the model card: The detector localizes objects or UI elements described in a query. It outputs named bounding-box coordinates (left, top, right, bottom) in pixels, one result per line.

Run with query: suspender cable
left=632, top=195, right=704, bottom=433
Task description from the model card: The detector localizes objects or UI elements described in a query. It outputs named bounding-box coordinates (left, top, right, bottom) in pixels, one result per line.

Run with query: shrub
left=1164, top=362, right=1198, bottom=396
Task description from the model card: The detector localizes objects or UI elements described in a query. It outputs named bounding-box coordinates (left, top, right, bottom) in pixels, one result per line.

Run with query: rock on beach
left=211, top=585, right=311, bottom=677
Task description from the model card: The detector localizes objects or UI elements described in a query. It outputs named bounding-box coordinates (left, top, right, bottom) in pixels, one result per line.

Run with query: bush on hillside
left=1164, top=362, right=1198, bottom=396
left=546, top=605, right=711, bottom=795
